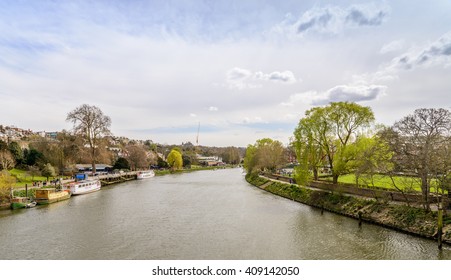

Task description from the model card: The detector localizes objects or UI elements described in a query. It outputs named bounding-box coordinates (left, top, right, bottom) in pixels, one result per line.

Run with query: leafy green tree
left=293, top=117, right=326, bottom=181
left=293, top=102, right=375, bottom=184
left=41, top=163, right=56, bottom=180
left=157, top=156, right=169, bottom=169
left=182, top=154, right=192, bottom=168
left=243, top=143, right=258, bottom=174
left=113, top=157, right=130, bottom=170
left=244, top=138, right=285, bottom=174
left=167, top=149, right=183, bottom=170
left=23, top=148, right=44, bottom=166
left=221, top=147, right=241, bottom=165
left=339, top=135, right=393, bottom=186
left=8, top=141, right=23, bottom=166
left=0, top=171, right=16, bottom=203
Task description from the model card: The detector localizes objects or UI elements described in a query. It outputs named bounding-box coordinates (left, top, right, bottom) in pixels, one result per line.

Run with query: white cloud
left=275, top=3, right=390, bottom=36
left=208, top=106, right=219, bottom=111
left=226, top=67, right=297, bottom=89
left=371, top=32, right=451, bottom=82
left=226, top=67, right=260, bottom=90
left=189, top=113, right=197, bottom=117
left=285, top=85, right=386, bottom=106
left=391, top=32, right=451, bottom=70
left=254, top=70, right=296, bottom=83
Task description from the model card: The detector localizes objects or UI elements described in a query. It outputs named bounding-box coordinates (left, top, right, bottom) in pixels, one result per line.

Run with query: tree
left=8, top=141, right=23, bottom=166
left=293, top=118, right=326, bottom=181
left=113, top=157, right=130, bottom=170
left=27, top=165, right=41, bottom=181
left=157, top=156, right=169, bottom=169
left=0, top=140, right=8, bottom=151
left=125, top=144, right=149, bottom=170
left=167, top=149, right=183, bottom=170
left=293, top=102, right=375, bottom=184
left=243, top=144, right=258, bottom=174
left=342, top=135, right=393, bottom=187
left=66, top=104, right=111, bottom=173
left=182, top=154, right=192, bottom=168
left=41, top=163, right=56, bottom=180
left=0, top=150, right=15, bottom=170
left=243, top=138, right=285, bottom=174
left=0, top=171, right=16, bottom=203
left=391, top=108, right=451, bottom=210
left=221, top=147, right=241, bottom=165
left=23, top=148, right=44, bottom=166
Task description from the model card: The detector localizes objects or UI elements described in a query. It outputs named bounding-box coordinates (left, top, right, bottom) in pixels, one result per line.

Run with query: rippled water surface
left=0, top=168, right=449, bottom=259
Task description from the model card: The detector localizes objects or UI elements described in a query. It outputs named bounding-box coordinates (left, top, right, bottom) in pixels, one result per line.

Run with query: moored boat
left=69, top=179, right=101, bottom=195
left=25, top=201, right=37, bottom=208
left=35, top=189, right=71, bottom=205
left=137, top=170, right=155, bottom=179
left=11, top=197, right=30, bottom=210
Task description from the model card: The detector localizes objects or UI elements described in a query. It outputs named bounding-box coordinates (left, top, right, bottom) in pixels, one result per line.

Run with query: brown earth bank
left=246, top=174, right=451, bottom=245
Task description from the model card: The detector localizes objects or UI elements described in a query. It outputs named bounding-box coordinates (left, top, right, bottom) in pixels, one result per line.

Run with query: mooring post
left=438, top=205, right=443, bottom=250
left=25, top=184, right=28, bottom=198
left=358, top=211, right=362, bottom=227
left=321, top=206, right=324, bottom=215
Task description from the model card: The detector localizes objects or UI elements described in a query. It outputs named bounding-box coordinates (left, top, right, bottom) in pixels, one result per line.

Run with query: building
left=197, top=155, right=224, bottom=166
left=75, top=164, right=113, bottom=174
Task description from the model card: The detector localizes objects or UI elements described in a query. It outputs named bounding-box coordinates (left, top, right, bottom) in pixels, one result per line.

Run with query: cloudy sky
left=1, top=0, right=450, bottom=147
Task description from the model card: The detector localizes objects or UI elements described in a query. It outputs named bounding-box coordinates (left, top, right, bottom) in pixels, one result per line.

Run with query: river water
left=0, top=168, right=449, bottom=260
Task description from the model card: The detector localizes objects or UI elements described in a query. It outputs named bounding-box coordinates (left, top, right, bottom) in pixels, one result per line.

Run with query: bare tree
left=0, top=150, right=15, bottom=170
left=125, top=144, right=149, bottom=170
left=66, top=104, right=111, bottom=173
left=392, top=108, right=451, bottom=210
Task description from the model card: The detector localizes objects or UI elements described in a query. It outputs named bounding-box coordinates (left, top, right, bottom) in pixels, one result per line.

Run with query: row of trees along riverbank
left=244, top=102, right=450, bottom=212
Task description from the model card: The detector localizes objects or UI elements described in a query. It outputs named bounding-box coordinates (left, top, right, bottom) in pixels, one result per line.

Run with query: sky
left=1, top=0, right=450, bottom=147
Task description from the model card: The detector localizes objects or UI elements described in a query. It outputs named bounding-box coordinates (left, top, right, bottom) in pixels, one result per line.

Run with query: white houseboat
left=137, top=170, right=155, bottom=179
left=69, top=179, right=101, bottom=195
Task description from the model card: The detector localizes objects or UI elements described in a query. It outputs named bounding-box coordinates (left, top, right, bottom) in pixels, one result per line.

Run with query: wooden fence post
left=438, top=206, right=443, bottom=250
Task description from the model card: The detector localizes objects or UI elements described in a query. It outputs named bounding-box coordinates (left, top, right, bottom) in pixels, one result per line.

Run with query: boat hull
left=35, top=191, right=71, bottom=205
left=11, top=202, right=27, bottom=210
left=11, top=197, right=30, bottom=210
left=69, top=179, right=101, bottom=195
left=137, top=170, right=155, bottom=179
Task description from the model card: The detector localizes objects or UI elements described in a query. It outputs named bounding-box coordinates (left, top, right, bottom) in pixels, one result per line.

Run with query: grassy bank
left=9, top=169, right=58, bottom=188
left=323, top=173, right=440, bottom=193
left=246, top=173, right=451, bottom=244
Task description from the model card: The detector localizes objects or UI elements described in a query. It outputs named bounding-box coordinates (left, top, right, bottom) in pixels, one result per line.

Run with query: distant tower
left=196, top=122, right=200, bottom=146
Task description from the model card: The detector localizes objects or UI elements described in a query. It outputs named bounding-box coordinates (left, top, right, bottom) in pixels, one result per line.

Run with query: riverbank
left=245, top=173, right=451, bottom=245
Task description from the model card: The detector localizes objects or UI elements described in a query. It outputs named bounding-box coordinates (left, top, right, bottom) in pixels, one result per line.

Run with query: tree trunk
left=313, top=168, right=318, bottom=180
left=421, top=173, right=430, bottom=211
left=91, top=146, right=96, bottom=174
left=332, top=173, right=339, bottom=184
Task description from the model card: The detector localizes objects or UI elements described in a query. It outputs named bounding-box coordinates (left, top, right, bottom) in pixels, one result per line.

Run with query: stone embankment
left=246, top=174, right=451, bottom=245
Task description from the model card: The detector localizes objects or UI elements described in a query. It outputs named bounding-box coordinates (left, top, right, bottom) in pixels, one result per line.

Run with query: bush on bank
left=245, top=173, right=451, bottom=243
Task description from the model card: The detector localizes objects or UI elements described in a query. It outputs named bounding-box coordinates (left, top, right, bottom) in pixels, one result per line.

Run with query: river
left=0, top=168, right=449, bottom=259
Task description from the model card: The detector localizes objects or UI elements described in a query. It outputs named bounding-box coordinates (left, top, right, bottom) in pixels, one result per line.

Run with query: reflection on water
left=0, top=168, right=449, bottom=259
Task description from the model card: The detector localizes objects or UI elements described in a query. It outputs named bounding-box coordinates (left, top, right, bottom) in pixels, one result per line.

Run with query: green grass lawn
left=9, top=169, right=57, bottom=188
left=324, top=173, right=436, bottom=193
